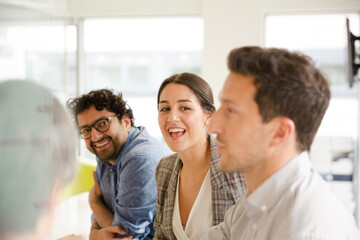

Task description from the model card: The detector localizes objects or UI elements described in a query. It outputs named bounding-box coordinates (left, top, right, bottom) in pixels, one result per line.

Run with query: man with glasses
left=67, top=89, right=170, bottom=240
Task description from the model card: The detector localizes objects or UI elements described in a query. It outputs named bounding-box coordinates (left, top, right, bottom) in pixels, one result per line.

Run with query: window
left=83, top=18, right=203, bottom=96
left=79, top=17, right=203, bottom=158
left=0, top=21, right=77, bottom=102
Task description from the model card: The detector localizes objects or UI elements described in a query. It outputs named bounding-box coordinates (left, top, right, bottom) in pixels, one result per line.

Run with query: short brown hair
left=228, top=46, right=330, bottom=151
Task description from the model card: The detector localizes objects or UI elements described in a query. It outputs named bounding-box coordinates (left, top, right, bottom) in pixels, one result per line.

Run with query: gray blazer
left=153, top=135, right=247, bottom=240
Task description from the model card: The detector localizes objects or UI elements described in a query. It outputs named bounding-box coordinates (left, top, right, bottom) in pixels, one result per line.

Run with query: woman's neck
left=179, top=136, right=211, bottom=172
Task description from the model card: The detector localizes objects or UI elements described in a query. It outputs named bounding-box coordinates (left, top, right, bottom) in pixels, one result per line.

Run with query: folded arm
left=112, top=156, right=158, bottom=240
left=89, top=171, right=115, bottom=228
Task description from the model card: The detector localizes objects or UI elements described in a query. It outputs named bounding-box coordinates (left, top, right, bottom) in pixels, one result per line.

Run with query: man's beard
left=90, top=137, right=118, bottom=161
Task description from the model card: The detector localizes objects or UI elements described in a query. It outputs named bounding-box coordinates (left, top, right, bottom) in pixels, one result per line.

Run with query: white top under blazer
left=172, top=170, right=212, bottom=240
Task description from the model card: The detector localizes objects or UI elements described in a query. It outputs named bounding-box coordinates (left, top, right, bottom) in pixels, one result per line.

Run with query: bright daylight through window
left=80, top=17, right=203, bottom=158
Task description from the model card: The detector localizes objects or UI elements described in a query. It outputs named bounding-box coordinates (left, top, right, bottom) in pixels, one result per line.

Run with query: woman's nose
left=167, top=110, right=180, bottom=122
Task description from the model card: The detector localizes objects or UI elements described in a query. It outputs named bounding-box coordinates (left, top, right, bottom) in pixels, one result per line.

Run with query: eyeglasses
left=79, top=115, right=117, bottom=139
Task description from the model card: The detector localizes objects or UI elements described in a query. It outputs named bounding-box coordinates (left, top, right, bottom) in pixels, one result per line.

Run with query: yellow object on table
left=61, top=157, right=97, bottom=201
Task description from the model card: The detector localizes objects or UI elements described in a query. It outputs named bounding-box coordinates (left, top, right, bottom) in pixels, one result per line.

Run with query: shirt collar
left=244, top=152, right=312, bottom=220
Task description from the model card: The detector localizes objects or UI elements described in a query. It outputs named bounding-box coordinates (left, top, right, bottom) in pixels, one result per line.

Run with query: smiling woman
left=158, top=83, right=211, bottom=153
left=153, top=72, right=247, bottom=240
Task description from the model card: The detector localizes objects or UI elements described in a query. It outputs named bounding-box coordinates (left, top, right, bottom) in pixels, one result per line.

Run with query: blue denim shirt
left=95, top=126, right=170, bottom=239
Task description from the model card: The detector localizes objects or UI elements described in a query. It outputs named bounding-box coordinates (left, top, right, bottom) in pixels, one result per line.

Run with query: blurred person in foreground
left=67, top=89, right=170, bottom=240
left=154, top=73, right=246, bottom=240
left=0, top=80, right=77, bottom=240
left=204, top=46, right=360, bottom=239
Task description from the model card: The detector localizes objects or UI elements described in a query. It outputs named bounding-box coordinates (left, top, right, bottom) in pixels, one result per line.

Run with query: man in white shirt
left=205, top=46, right=360, bottom=239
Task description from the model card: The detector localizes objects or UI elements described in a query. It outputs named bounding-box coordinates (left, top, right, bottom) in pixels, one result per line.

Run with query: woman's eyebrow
left=158, top=100, right=169, bottom=104
left=177, top=99, right=192, bottom=103
left=159, top=99, right=193, bottom=104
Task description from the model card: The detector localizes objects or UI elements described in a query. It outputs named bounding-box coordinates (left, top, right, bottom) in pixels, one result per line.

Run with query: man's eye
left=227, top=108, right=234, bottom=113
left=99, top=120, right=108, bottom=127
left=181, top=107, right=191, bottom=111
left=81, top=128, right=90, bottom=134
left=96, top=120, right=109, bottom=130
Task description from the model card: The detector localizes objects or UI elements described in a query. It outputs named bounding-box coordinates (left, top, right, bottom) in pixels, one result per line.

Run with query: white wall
left=0, top=0, right=68, bottom=17
left=67, top=0, right=201, bottom=17
left=66, top=0, right=360, bottom=100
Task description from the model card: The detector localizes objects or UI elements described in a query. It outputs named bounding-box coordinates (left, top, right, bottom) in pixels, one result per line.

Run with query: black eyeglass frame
left=79, top=115, right=118, bottom=139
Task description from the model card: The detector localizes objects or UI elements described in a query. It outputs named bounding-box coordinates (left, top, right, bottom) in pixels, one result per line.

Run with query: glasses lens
left=80, top=127, right=91, bottom=139
left=95, top=119, right=110, bottom=132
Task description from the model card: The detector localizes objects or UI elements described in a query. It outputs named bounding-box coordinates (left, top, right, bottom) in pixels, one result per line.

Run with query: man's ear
left=269, top=117, right=295, bottom=147
left=121, top=114, right=131, bottom=132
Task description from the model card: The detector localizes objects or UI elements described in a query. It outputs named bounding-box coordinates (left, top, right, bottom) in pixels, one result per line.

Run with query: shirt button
left=252, top=223, right=258, bottom=230
left=261, top=205, right=267, bottom=212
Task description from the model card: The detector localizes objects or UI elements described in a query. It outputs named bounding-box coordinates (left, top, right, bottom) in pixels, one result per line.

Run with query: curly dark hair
left=66, top=89, right=135, bottom=127
left=228, top=46, right=330, bottom=152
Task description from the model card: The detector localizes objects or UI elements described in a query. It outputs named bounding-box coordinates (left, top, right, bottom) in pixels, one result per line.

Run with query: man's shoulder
left=275, top=172, right=359, bottom=238
left=290, top=171, right=346, bottom=207
left=127, top=127, right=169, bottom=154
left=117, top=148, right=161, bottom=171
left=118, top=127, right=169, bottom=162
left=128, top=127, right=158, bottom=146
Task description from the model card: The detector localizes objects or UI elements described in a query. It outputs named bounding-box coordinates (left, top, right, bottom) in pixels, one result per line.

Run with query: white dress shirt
left=204, top=152, right=360, bottom=240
